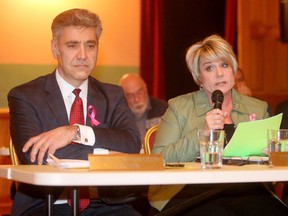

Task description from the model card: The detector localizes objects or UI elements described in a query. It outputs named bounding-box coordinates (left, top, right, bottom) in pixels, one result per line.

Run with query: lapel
left=86, top=78, right=108, bottom=126
left=195, top=89, right=211, bottom=117
left=44, top=72, right=69, bottom=126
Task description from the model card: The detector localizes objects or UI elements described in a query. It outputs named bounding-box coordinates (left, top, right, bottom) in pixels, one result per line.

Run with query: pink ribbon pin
left=249, top=113, right=256, bottom=121
left=88, top=105, right=100, bottom=126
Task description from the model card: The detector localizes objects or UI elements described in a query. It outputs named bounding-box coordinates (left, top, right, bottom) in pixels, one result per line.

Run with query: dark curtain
left=224, top=0, right=238, bottom=53
left=140, top=0, right=166, bottom=100
left=141, top=0, right=237, bottom=100
left=163, top=0, right=226, bottom=99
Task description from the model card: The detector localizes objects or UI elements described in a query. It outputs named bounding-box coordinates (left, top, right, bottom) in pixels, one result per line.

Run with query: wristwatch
left=72, top=125, right=81, bottom=142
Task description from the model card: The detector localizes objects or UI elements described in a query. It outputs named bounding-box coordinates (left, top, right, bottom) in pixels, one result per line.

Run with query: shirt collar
left=55, top=69, right=88, bottom=99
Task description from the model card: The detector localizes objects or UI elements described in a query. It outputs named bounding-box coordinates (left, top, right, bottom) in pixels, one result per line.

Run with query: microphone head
left=212, top=90, right=224, bottom=103
left=212, top=90, right=224, bottom=110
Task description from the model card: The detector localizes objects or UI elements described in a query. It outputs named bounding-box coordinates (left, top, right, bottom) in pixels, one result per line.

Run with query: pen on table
left=165, top=162, right=185, bottom=167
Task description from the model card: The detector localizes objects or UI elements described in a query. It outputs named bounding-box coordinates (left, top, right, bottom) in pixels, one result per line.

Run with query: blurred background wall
left=0, top=0, right=288, bottom=112
left=0, top=0, right=140, bottom=107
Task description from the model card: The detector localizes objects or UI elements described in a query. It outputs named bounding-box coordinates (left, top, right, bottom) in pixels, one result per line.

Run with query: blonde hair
left=185, top=35, right=238, bottom=86
left=51, top=8, right=102, bottom=42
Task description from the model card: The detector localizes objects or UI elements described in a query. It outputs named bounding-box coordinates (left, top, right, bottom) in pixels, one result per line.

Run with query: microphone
left=212, top=90, right=224, bottom=110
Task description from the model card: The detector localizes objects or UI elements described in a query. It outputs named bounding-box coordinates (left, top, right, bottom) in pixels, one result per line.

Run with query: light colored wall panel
left=238, top=0, right=288, bottom=112
left=0, top=0, right=140, bottom=66
left=0, top=0, right=140, bottom=107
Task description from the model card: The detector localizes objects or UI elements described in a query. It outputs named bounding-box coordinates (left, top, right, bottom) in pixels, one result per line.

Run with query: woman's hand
left=203, top=109, right=227, bottom=130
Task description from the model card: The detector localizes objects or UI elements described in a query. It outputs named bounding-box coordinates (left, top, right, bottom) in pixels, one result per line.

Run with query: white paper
left=47, top=154, right=89, bottom=168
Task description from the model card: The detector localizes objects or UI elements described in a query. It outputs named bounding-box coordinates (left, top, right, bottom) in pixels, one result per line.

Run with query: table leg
left=46, top=193, right=53, bottom=216
left=71, top=187, right=80, bottom=216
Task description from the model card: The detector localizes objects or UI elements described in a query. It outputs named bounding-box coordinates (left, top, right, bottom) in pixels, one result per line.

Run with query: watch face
left=76, top=126, right=81, bottom=138
left=72, top=125, right=81, bottom=142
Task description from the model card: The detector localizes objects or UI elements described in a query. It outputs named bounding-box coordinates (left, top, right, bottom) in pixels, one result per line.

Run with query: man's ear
left=51, top=39, right=58, bottom=58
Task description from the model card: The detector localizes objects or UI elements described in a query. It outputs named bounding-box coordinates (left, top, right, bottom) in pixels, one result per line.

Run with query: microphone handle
left=213, top=101, right=222, bottom=110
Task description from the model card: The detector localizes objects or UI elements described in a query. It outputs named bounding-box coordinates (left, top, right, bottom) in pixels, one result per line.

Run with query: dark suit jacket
left=147, top=97, right=168, bottom=120
left=275, top=99, right=288, bottom=129
left=8, top=71, right=141, bottom=216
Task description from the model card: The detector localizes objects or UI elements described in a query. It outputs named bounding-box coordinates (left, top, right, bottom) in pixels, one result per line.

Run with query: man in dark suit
left=8, top=8, right=141, bottom=216
left=119, top=74, right=168, bottom=148
left=275, top=99, right=288, bottom=129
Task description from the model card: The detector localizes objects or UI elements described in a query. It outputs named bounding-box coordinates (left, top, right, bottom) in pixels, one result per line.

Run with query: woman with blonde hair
left=149, top=35, right=287, bottom=216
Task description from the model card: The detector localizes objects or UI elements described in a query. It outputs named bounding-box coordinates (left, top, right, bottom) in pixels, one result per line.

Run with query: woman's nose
left=216, top=67, right=224, bottom=77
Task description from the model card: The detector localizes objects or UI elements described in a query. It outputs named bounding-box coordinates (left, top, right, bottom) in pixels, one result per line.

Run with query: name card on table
left=270, top=152, right=288, bottom=166
left=88, top=154, right=165, bottom=170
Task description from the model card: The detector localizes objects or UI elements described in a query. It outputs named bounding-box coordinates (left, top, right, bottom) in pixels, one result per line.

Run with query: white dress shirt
left=55, top=70, right=95, bottom=146
left=54, top=70, right=99, bottom=204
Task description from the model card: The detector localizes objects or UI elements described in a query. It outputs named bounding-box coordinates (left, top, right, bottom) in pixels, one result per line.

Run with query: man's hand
left=22, top=125, right=78, bottom=164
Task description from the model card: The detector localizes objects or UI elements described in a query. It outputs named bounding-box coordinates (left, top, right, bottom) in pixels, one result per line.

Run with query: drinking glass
left=198, top=130, right=225, bottom=170
left=267, top=129, right=288, bottom=153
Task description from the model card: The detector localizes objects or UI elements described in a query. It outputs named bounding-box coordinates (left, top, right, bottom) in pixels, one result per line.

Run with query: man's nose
left=77, top=46, right=88, bottom=59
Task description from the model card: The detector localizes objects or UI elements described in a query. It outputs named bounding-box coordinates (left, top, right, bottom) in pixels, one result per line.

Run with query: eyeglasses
left=125, top=88, right=146, bottom=101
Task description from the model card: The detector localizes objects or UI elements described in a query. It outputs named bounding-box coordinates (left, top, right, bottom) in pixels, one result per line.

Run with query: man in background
left=235, top=68, right=273, bottom=115
left=235, top=68, right=252, bottom=96
left=119, top=74, right=168, bottom=148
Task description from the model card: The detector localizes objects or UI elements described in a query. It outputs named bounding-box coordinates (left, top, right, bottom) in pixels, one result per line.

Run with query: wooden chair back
left=9, top=139, right=19, bottom=165
left=143, top=124, right=159, bottom=154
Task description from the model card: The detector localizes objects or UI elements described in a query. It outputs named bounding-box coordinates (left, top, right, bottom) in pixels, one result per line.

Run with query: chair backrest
left=143, top=124, right=159, bottom=154
left=9, top=139, right=19, bottom=165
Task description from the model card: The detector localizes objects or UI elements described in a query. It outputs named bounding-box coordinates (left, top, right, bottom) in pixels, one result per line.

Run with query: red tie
left=70, top=89, right=84, bottom=125
left=68, top=88, right=90, bottom=211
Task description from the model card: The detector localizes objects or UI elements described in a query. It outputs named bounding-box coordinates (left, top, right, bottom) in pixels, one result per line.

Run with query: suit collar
left=86, top=77, right=108, bottom=126
left=195, top=89, right=212, bottom=117
left=231, top=89, right=251, bottom=115
left=194, top=88, right=251, bottom=117
left=44, top=72, right=69, bottom=126
left=43, top=73, right=109, bottom=126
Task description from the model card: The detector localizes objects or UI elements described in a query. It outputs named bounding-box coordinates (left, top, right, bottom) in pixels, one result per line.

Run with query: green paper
left=223, top=114, right=283, bottom=157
